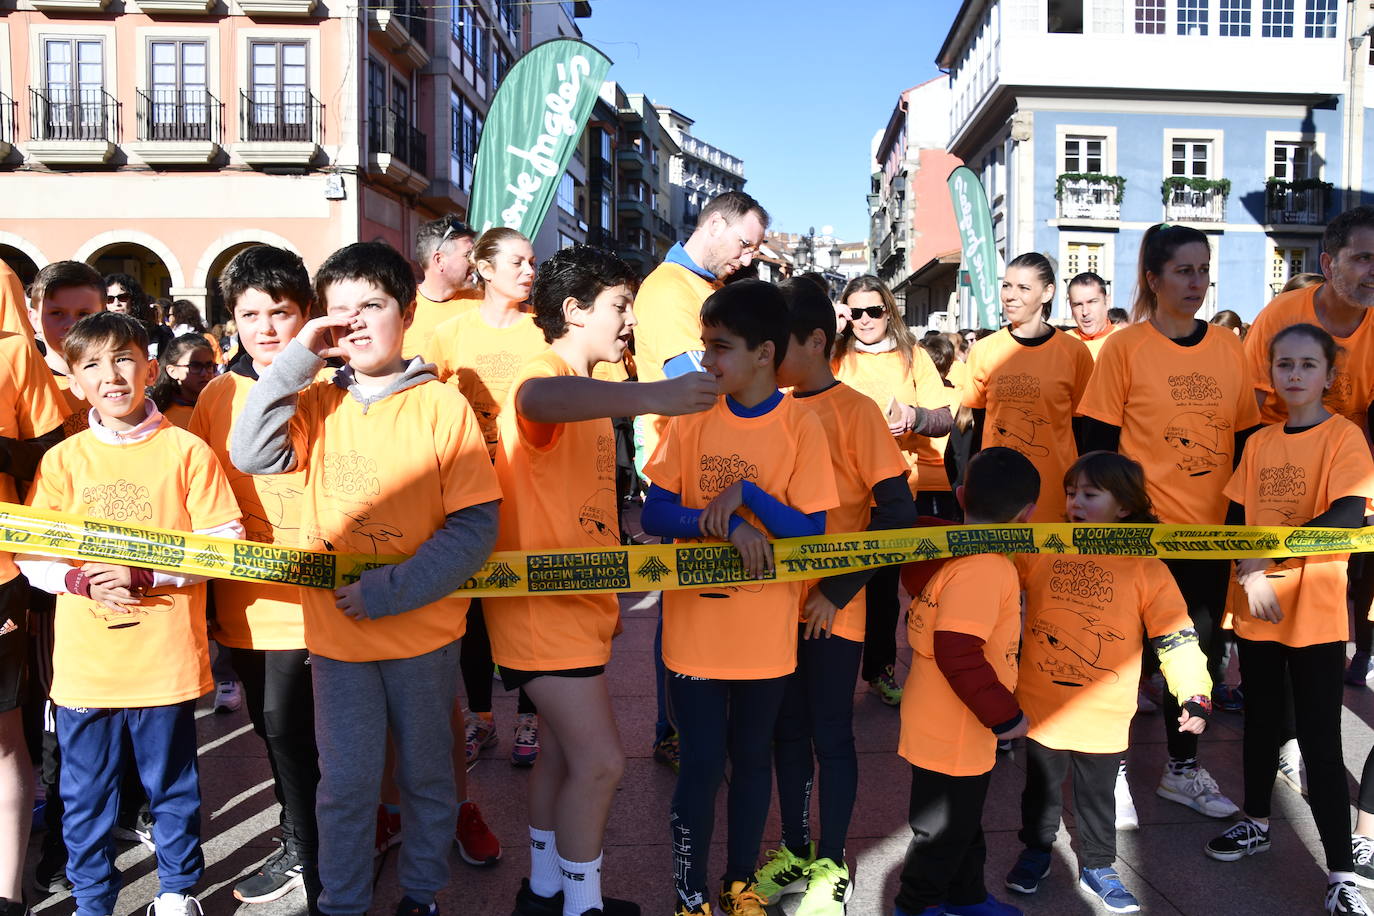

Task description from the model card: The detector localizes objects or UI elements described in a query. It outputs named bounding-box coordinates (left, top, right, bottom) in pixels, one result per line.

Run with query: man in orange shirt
left=1064, top=272, right=1116, bottom=359
left=894, top=447, right=1037, bottom=916
left=404, top=216, right=482, bottom=361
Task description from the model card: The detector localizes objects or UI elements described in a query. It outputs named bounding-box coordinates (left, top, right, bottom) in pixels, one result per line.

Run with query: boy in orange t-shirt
left=26, top=260, right=104, bottom=436
left=642, top=280, right=840, bottom=916
left=231, top=242, right=502, bottom=916
left=18, top=312, right=243, bottom=916
left=485, top=246, right=716, bottom=916
left=893, top=447, right=1037, bottom=916
left=752, top=279, right=913, bottom=910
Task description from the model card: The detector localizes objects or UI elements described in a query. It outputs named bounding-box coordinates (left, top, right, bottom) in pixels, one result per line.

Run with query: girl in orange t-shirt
left=150, top=334, right=217, bottom=430
left=831, top=275, right=950, bottom=707
left=1207, top=324, right=1374, bottom=914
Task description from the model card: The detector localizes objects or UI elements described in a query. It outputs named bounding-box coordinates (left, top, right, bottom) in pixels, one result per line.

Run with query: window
left=454, top=6, right=484, bottom=71
left=1092, top=0, right=1124, bottom=31
left=1304, top=0, right=1336, bottom=37
left=557, top=172, right=576, bottom=214
left=450, top=97, right=462, bottom=163
left=558, top=232, right=576, bottom=250
left=147, top=39, right=207, bottom=135
left=1048, top=0, right=1084, bottom=32
left=368, top=60, right=386, bottom=117
left=497, top=0, right=520, bottom=45
left=1065, top=241, right=1105, bottom=280
left=1272, top=141, right=1313, bottom=180
left=598, top=129, right=611, bottom=162
left=1270, top=246, right=1312, bottom=292
left=1134, top=0, right=1165, bottom=33
left=1261, top=0, right=1294, bottom=36
left=492, top=46, right=510, bottom=88
left=1178, top=0, right=1208, bottom=34
left=1171, top=140, right=1213, bottom=178
left=43, top=38, right=105, bottom=135
left=249, top=41, right=309, bottom=140
left=391, top=78, right=408, bottom=121
left=599, top=189, right=611, bottom=229
left=1064, top=136, right=1104, bottom=173
left=1219, top=0, right=1252, bottom=34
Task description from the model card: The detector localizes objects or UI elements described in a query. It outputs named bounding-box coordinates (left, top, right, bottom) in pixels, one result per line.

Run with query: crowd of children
left=1, top=200, right=1374, bottom=916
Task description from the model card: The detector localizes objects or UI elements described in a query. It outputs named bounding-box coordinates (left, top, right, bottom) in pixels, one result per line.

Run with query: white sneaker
left=1326, top=879, right=1374, bottom=915
left=1156, top=765, right=1239, bottom=818
left=1115, top=763, right=1139, bottom=830
left=1277, top=738, right=1308, bottom=796
left=213, top=680, right=242, bottom=714
left=147, top=893, right=204, bottom=916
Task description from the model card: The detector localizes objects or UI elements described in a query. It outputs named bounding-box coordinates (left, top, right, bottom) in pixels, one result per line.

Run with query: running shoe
left=753, top=843, right=813, bottom=902
left=1205, top=819, right=1270, bottom=861
left=232, top=841, right=303, bottom=903
left=374, top=804, right=401, bottom=856
left=1078, top=868, right=1139, bottom=914
left=1348, top=653, right=1372, bottom=687
left=114, top=810, right=156, bottom=851
left=33, top=839, right=71, bottom=892
left=794, top=857, right=851, bottom=916
left=1353, top=835, right=1374, bottom=889
left=214, top=680, right=243, bottom=714
left=1004, top=848, right=1051, bottom=894
left=394, top=897, right=437, bottom=916
left=464, top=710, right=498, bottom=764
left=672, top=903, right=711, bottom=916
left=718, top=881, right=768, bottom=916
left=867, top=665, right=903, bottom=706
left=1211, top=684, right=1244, bottom=712
left=654, top=732, right=681, bottom=772
left=1156, top=765, right=1238, bottom=818
left=454, top=800, right=501, bottom=866
left=511, top=713, right=539, bottom=767
left=1327, top=879, right=1374, bottom=915
left=511, top=877, right=562, bottom=916
left=1115, top=764, right=1138, bottom=830
left=148, top=893, right=203, bottom=916
left=942, top=895, right=1022, bottom=914
left=1276, top=738, right=1308, bottom=796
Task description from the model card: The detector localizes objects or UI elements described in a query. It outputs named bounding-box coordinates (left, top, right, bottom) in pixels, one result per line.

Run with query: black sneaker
left=33, top=841, right=71, bottom=893
left=511, top=880, right=562, bottom=916
left=1354, top=835, right=1374, bottom=889
left=113, top=810, right=155, bottom=851
left=1205, top=819, right=1270, bottom=861
left=1327, top=879, right=1374, bottom=915
left=233, top=842, right=304, bottom=903
left=395, top=896, right=438, bottom=916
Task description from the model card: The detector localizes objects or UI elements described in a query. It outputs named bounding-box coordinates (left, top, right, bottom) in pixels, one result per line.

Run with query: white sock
left=529, top=827, right=560, bottom=898
left=1331, top=871, right=1357, bottom=884
left=559, top=852, right=604, bottom=916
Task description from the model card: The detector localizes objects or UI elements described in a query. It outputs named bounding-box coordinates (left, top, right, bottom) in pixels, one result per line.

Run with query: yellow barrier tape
left=3, top=502, right=1374, bottom=598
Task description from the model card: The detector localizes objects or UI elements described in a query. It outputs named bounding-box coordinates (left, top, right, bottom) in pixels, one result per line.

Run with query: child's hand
left=801, top=588, right=839, bottom=639
left=700, top=481, right=743, bottom=539
left=1178, top=708, right=1208, bottom=734
left=334, top=581, right=370, bottom=621
left=647, top=373, right=718, bottom=417
left=729, top=521, right=774, bottom=580
left=1239, top=571, right=1283, bottom=623
left=82, top=563, right=132, bottom=590
left=90, top=584, right=139, bottom=615
left=296, top=316, right=355, bottom=361
left=888, top=403, right=917, bottom=437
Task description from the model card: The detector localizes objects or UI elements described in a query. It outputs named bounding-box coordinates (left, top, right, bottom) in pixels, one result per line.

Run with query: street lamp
left=794, top=227, right=815, bottom=273
left=829, top=242, right=842, bottom=270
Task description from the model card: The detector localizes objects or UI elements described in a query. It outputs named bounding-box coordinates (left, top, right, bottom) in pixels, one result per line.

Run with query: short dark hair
left=779, top=277, right=835, bottom=353
left=962, top=447, right=1039, bottom=522
left=1107, top=307, right=1130, bottom=324
left=697, top=190, right=770, bottom=231
left=1270, top=321, right=1340, bottom=370
left=530, top=245, right=637, bottom=343
left=29, top=260, right=103, bottom=308
left=62, top=311, right=150, bottom=364
left=1324, top=205, right=1374, bottom=259
left=1067, top=272, right=1108, bottom=297
left=415, top=215, right=476, bottom=263
left=699, top=279, right=789, bottom=368
left=922, top=334, right=955, bottom=377
left=171, top=300, right=207, bottom=333
left=314, top=242, right=416, bottom=311
left=219, top=245, right=313, bottom=315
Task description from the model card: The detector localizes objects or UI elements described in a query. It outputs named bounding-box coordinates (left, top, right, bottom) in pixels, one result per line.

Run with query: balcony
left=1265, top=181, right=1330, bottom=226
left=0, top=93, right=14, bottom=160
left=615, top=145, right=645, bottom=174
left=234, top=90, right=321, bottom=167
left=1056, top=174, right=1123, bottom=222
left=127, top=89, right=221, bottom=165
left=1163, top=179, right=1228, bottom=223
left=137, top=0, right=214, bottom=13
left=366, top=106, right=428, bottom=193
left=368, top=0, right=428, bottom=68
left=236, top=0, right=317, bottom=15
left=27, top=88, right=118, bottom=165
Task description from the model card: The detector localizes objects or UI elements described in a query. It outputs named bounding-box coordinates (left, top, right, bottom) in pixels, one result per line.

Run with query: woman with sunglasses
left=832, top=275, right=951, bottom=707
left=104, top=272, right=174, bottom=360
left=962, top=252, right=1094, bottom=523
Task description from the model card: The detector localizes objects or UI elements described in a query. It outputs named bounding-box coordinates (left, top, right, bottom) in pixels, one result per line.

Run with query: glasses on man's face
left=850, top=306, right=885, bottom=320
left=175, top=361, right=216, bottom=375
left=736, top=235, right=761, bottom=256
left=107, top=293, right=130, bottom=304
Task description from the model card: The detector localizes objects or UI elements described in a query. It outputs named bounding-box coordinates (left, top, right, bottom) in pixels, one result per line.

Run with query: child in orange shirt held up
left=642, top=279, right=839, bottom=916
left=1004, top=452, right=1211, bottom=914
left=893, top=447, right=1036, bottom=916
left=231, top=241, right=502, bottom=916
left=18, top=312, right=244, bottom=916
left=1207, top=323, right=1374, bottom=916
left=150, top=333, right=218, bottom=429
left=485, top=245, right=717, bottom=916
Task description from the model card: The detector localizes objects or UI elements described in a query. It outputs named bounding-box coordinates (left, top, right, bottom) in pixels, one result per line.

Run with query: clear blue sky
left=579, top=0, right=965, bottom=243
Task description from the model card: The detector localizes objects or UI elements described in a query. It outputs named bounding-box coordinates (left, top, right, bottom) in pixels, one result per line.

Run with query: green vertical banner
left=947, top=166, right=1001, bottom=330
left=467, top=39, right=612, bottom=238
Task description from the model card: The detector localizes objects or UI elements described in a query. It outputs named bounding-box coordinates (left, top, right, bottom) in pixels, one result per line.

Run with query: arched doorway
left=204, top=242, right=262, bottom=325
left=88, top=243, right=173, bottom=301
left=0, top=246, right=40, bottom=290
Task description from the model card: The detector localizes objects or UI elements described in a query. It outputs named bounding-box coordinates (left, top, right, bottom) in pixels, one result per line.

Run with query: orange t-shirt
left=27, top=419, right=241, bottom=708
left=286, top=376, right=501, bottom=662
left=0, top=261, right=36, bottom=341
left=163, top=402, right=195, bottom=430
left=834, top=347, right=949, bottom=492
left=403, top=287, right=483, bottom=363
left=962, top=328, right=1094, bottom=521
left=1014, top=553, right=1190, bottom=753
left=53, top=374, right=90, bottom=436
left=0, top=332, right=69, bottom=584
left=1078, top=321, right=1261, bottom=524
left=646, top=395, right=839, bottom=679
left=909, top=378, right=963, bottom=494
left=432, top=310, right=548, bottom=457
left=789, top=382, right=909, bottom=642
left=898, top=552, right=1021, bottom=777
left=1223, top=415, right=1374, bottom=646
left=189, top=372, right=307, bottom=650
left=1067, top=324, right=1117, bottom=361
left=483, top=351, right=621, bottom=671
left=1244, top=285, right=1374, bottom=432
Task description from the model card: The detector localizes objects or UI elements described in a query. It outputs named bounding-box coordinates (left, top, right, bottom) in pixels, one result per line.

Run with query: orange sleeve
left=785, top=412, right=841, bottom=515
left=851, top=400, right=910, bottom=488
left=436, top=393, right=503, bottom=514
left=187, top=379, right=222, bottom=443
left=0, top=263, right=34, bottom=340
left=931, top=558, right=1003, bottom=640
left=1070, top=339, right=1095, bottom=411
left=25, top=448, right=64, bottom=511
left=961, top=343, right=989, bottom=409
left=1244, top=312, right=1275, bottom=397
left=1221, top=434, right=1255, bottom=506
left=11, top=340, right=67, bottom=437
left=643, top=415, right=686, bottom=494
left=1233, top=356, right=1262, bottom=431
left=183, top=439, right=243, bottom=530
left=1140, top=561, right=1192, bottom=638
left=1078, top=335, right=1129, bottom=425
left=1324, top=422, right=1374, bottom=503
left=911, top=347, right=948, bottom=411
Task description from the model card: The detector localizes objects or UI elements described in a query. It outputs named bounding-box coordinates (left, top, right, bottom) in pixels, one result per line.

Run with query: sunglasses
left=849, top=306, right=886, bottom=320
left=438, top=218, right=472, bottom=248
left=107, top=293, right=130, bottom=303
left=174, top=361, right=217, bottom=374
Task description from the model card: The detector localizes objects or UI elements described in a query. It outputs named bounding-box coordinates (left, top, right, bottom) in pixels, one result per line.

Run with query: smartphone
left=663, top=351, right=705, bottom=378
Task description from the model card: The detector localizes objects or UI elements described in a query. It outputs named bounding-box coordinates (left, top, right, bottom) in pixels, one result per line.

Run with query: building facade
left=656, top=106, right=745, bottom=243
left=599, top=82, right=677, bottom=278
left=0, top=0, right=538, bottom=321
left=936, top=0, right=1363, bottom=326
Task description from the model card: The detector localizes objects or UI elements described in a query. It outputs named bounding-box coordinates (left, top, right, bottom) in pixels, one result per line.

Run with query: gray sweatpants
left=312, top=641, right=460, bottom=914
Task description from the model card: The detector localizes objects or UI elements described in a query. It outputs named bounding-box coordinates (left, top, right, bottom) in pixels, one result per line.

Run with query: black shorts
left=499, top=664, right=605, bottom=692
left=0, top=576, right=29, bottom=714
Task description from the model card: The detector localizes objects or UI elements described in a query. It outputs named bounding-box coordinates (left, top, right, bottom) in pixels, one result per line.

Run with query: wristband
left=64, top=568, right=92, bottom=599
left=1182, top=694, right=1212, bottom=722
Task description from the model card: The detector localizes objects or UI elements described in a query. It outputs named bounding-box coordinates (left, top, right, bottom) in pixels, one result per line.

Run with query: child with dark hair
left=150, top=334, right=217, bottom=429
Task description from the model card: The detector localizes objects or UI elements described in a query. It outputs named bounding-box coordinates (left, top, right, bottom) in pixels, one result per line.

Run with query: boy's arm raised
left=516, top=371, right=717, bottom=424
left=231, top=332, right=334, bottom=475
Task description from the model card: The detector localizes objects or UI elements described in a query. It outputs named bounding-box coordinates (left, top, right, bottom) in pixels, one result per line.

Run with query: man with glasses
left=406, top=216, right=481, bottom=360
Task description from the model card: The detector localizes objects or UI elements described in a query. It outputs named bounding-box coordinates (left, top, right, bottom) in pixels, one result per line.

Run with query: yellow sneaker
left=673, top=903, right=711, bottom=916
left=719, top=880, right=768, bottom=916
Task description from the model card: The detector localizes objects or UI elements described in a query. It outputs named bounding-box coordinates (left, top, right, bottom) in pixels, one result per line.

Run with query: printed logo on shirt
left=578, top=488, right=619, bottom=546
left=475, top=351, right=522, bottom=380
left=81, top=481, right=153, bottom=522
left=1029, top=606, right=1124, bottom=687
left=995, top=372, right=1041, bottom=402
left=1259, top=463, right=1306, bottom=499
left=1169, top=372, right=1223, bottom=402
left=242, top=478, right=303, bottom=542
left=1163, top=410, right=1230, bottom=476
left=697, top=453, right=759, bottom=494
left=1048, top=558, right=1116, bottom=604
left=0, top=618, right=15, bottom=636
left=321, top=452, right=381, bottom=498
left=595, top=433, right=614, bottom=476
left=990, top=407, right=1050, bottom=458
left=1330, top=372, right=1354, bottom=403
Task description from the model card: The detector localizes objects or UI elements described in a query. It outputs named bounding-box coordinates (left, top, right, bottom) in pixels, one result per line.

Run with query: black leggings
left=669, top=671, right=788, bottom=901
left=1350, top=551, right=1374, bottom=657
left=1161, top=558, right=1228, bottom=761
left=460, top=600, right=535, bottom=715
left=1237, top=638, right=1351, bottom=872
left=895, top=765, right=991, bottom=912
left=861, top=564, right=902, bottom=682
left=1019, top=741, right=1118, bottom=869
left=774, top=630, right=862, bottom=863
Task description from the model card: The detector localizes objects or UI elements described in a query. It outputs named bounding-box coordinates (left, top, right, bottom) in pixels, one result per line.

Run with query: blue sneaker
left=944, top=895, right=1022, bottom=915
left=1005, top=848, right=1051, bottom=894
left=1078, top=867, right=1140, bottom=914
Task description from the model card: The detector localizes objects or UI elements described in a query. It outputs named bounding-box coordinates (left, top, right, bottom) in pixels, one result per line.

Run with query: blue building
left=936, top=0, right=1364, bottom=323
